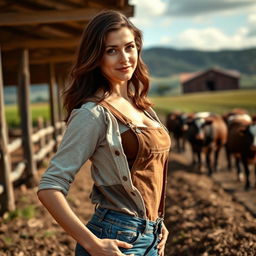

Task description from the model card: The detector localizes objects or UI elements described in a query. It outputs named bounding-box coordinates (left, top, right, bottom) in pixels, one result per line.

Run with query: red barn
left=181, top=68, right=240, bottom=94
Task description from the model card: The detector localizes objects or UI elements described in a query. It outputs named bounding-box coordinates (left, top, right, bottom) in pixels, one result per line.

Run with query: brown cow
left=166, top=111, right=188, bottom=152
left=186, top=112, right=228, bottom=175
left=223, top=109, right=249, bottom=169
left=226, top=114, right=256, bottom=190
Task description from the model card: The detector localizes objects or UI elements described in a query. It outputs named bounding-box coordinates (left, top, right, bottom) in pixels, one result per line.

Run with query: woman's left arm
left=157, top=222, right=169, bottom=256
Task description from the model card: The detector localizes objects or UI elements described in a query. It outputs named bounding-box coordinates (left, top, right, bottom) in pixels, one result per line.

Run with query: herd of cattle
left=166, top=109, right=256, bottom=190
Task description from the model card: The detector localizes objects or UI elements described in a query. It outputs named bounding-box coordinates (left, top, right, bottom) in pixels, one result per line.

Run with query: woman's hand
left=88, top=238, right=134, bottom=256
left=157, top=222, right=169, bottom=256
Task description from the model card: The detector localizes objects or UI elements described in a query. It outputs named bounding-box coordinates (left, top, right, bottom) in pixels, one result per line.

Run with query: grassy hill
left=150, top=89, right=256, bottom=116
left=143, top=47, right=256, bottom=77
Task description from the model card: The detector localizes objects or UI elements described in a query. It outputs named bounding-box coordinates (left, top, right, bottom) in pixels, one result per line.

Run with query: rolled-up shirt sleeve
left=37, top=108, right=105, bottom=196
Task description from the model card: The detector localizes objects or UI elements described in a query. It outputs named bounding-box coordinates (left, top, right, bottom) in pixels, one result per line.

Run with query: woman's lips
left=116, top=66, right=131, bottom=72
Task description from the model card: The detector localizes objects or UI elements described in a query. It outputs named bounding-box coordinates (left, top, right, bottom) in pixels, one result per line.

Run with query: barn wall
left=183, top=70, right=239, bottom=93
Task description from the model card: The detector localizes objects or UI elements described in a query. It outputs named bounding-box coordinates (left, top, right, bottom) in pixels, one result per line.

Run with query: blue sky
left=130, top=0, right=256, bottom=50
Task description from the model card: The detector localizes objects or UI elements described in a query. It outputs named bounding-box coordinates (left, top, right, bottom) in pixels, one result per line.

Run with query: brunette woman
left=37, top=10, right=171, bottom=256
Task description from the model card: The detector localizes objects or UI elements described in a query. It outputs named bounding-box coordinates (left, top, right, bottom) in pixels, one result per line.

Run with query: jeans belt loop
left=142, top=220, right=150, bottom=235
left=154, top=217, right=163, bottom=234
left=98, top=208, right=109, bottom=222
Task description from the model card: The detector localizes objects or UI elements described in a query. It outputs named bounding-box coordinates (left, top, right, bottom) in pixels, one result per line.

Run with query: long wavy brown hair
left=63, top=10, right=152, bottom=122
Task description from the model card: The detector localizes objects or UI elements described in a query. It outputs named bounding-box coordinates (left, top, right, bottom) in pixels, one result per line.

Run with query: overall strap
left=99, top=101, right=134, bottom=128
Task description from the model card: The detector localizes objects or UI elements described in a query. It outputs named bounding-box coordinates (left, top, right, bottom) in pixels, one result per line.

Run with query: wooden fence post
left=17, top=49, right=38, bottom=187
left=49, top=63, right=58, bottom=151
left=0, top=48, right=15, bottom=213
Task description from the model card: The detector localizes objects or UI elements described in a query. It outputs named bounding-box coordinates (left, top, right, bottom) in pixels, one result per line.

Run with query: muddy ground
left=1, top=149, right=256, bottom=256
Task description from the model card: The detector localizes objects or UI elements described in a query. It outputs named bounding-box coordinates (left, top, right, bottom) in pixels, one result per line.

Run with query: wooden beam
left=1, top=38, right=80, bottom=51
left=3, top=63, right=71, bottom=85
left=17, top=49, right=38, bottom=186
left=0, top=48, right=15, bottom=213
left=5, top=53, right=75, bottom=67
left=0, top=6, right=134, bottom=26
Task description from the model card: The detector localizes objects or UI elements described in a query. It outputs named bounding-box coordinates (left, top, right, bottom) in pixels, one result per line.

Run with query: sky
left=130, top=0, right=256, bottom=51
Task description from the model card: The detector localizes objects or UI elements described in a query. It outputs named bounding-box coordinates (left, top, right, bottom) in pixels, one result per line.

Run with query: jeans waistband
left=93, top=207, right=163, bottom=234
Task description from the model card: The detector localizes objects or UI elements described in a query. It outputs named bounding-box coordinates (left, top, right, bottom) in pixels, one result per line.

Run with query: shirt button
left=115, top=150, right=120, bottom=156
left=122, top=176, right=128, bottom=181
left=130, top=191, right=136, bottom=196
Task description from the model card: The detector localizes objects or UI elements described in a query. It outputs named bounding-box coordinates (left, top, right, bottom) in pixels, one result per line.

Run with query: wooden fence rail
left=0, top=117, right=65, bottom=214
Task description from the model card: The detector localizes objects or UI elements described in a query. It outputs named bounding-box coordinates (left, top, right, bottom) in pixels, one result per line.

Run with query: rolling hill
left=142, top=47, right=256, bottom=77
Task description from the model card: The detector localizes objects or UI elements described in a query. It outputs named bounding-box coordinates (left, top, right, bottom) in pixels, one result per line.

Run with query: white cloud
left=165, top=0, right=256, bottom=17
left=172, top=27, right=256, bottom=50
left=160, top=35, right=172, bottom=45
left=130, top=0, right=168, bottom=27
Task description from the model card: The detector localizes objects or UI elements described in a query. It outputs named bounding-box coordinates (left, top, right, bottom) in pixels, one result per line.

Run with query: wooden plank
left=7, top=138, right=22, bottom=154
left=0, top=48, right=15, bottom=213
left=5, top=53, right=75, bottom=66
left=10, top=162, right=26, bottom=183
left=17, top=49, right=38, bottom=187
left=0, top=6, right=134, bottom=26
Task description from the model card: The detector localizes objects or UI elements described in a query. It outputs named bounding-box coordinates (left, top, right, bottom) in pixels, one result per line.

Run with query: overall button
left=135, top=128, right=142, bottom=133
left=114, top=150, right=120, bottom=156
left=122, top=176, right=128, bottom=181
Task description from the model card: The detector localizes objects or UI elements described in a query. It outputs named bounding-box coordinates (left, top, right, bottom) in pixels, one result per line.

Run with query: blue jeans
left=75, top=207, right=163, bottom=256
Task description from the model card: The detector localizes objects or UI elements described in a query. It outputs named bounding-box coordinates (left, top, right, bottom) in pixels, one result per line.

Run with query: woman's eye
left=127, top=44, right=135, bottom=51
left=106, top=48, right=116, bottom=54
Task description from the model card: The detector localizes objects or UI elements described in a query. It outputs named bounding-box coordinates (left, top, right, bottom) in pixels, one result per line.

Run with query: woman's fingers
left=157, top=222, right=169, bottom=255
left=115, top=239, right=133, bottom=249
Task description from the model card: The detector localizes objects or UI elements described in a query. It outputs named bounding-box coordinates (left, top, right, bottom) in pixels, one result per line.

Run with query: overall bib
left=75, top=101, right=171, bottom=256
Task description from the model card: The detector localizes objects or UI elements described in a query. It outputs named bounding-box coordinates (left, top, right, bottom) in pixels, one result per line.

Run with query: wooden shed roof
left=0, top=0, right=134, bottom=85
left=180, top=67, right=240, bottom=84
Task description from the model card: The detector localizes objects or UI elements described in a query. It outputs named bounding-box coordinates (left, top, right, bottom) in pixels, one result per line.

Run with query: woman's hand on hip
left=88, top=238, right=134, bottom=256
left=157, top=222, right=169, bottom=256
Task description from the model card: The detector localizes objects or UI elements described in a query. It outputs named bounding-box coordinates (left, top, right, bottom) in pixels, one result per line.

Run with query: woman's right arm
left=37, top=189, right=134, bottom=256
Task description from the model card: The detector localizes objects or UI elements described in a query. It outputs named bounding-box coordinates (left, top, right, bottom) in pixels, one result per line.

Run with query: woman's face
left=100, top=27, right=138, bottom=86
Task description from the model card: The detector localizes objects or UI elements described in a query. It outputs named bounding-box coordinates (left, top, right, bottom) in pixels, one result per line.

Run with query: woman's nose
left=120, top=50, right=129, bottom=63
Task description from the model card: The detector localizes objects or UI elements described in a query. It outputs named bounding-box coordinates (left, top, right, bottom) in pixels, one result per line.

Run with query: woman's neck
left=111, top=81, right=128, bottom=98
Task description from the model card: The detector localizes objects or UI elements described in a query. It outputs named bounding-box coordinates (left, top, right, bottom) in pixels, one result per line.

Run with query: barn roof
left=0, top=0, right=134, bottom=85
left=180, top=67, right=240, bottom=84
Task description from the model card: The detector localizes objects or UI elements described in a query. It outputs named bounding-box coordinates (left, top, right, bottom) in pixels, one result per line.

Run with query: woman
left=37, top=10, right=171, bottom=256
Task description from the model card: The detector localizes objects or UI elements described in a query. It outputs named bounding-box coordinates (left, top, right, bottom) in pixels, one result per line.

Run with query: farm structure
left=0, top=0, right=134, bottom=215
left=181, top=67, right=240, bottom=94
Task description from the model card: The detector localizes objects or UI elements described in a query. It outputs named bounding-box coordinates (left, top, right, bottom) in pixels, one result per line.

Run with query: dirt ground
left=1, top=148, right=256, bottom=256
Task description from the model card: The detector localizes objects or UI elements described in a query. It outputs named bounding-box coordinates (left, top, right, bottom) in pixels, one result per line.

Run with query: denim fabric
left=75, top=208, right=163, bottom=256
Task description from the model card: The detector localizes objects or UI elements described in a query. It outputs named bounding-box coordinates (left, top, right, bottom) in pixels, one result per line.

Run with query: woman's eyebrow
left=105, top=41, right=134, bottom=48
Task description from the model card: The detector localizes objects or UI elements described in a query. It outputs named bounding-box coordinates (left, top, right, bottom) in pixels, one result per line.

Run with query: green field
left=5, top=103, right=50, bottom=128
left=4, top=89, right=256, bottom=128
left=151, top=89, right=256, bottom=115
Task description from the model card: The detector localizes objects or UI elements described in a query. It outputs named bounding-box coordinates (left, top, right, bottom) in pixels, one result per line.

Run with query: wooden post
left=56, top=74, right=64, bottom=123
left=0, top=48, right=15, bottom=213
left=17, top=49, right=38, bottom=187
left=37, top=116, right=46, bottom=155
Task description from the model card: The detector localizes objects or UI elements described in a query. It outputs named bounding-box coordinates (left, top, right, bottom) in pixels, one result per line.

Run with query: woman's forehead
left=104, top=27, right=135, bottom=47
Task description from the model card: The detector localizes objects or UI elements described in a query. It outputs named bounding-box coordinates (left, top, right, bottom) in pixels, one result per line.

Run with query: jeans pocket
left=87, top=222, right=103, bottom=239
left=116, top=230, right=140, bottom=244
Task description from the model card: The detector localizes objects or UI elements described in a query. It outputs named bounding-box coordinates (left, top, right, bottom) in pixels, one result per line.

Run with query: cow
left=186, top=112, right=228, bottom=176
left=226, top=114, right=256, bottom=190
left=166, top=111, right=189, bottom=152
left=222, top=109, right=249, bottom=170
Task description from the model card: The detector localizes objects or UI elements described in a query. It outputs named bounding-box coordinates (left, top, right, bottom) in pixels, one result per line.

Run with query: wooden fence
left=0, top=48, right=65, bottom=215
left=0, top=117, right=65, bottom=215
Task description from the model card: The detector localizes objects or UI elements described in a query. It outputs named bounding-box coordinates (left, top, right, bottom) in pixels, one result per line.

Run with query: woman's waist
left=92, top=207, right=163, bottom=234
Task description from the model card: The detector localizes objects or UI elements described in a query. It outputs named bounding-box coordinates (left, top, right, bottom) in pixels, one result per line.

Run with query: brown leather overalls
left=99, top=101, right=171, bottom=221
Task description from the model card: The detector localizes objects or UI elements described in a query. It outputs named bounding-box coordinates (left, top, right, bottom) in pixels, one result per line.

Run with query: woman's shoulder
left=80, top=100, right=107, bottom=119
